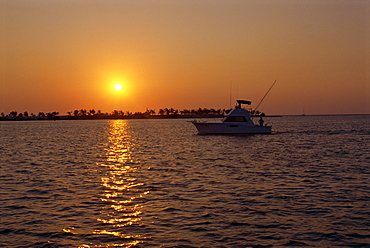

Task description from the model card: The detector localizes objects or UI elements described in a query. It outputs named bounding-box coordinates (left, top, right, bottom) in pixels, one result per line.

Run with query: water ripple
left=0, top=116, right=369, bottom=247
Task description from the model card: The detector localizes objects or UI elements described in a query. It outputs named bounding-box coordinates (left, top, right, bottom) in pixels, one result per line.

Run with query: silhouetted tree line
left=250, top=109, right=265, bottom=116
left=65, top=108, right=232, bottom=118
left=1, top=111, right=59, bottom=120
left=1, top=107, right=265, bottom=121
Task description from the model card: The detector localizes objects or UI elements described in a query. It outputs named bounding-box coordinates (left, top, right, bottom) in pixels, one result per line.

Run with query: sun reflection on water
left=90, top=120, right=148, bottom=247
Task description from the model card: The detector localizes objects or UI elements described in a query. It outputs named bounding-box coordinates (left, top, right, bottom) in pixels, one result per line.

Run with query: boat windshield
left=223, top=116, right=247, bottom=122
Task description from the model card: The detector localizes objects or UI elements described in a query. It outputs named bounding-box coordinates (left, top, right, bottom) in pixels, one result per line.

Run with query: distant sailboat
left=302, top=108, right=305, bottom=116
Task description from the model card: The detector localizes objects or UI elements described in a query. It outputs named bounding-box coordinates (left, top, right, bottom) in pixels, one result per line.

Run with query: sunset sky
left=1, top=0, right=369, bottom=115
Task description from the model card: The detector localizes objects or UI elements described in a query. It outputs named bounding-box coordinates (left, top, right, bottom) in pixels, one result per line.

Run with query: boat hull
left=191, top=121, right=272, bottom=134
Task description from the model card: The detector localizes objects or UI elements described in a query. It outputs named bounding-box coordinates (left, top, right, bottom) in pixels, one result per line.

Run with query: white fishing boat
left=191, top=100, right=272, bottom=134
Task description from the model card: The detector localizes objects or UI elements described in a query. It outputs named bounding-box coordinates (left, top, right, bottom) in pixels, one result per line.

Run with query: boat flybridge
left=191, top=100, right=272, bottom=134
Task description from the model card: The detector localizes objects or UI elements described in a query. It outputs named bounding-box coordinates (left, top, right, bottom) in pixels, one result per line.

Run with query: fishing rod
left=254, top=79, right=277, bottom=112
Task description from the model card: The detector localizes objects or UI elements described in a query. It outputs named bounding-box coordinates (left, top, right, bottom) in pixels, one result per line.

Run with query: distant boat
left=191, top=100, right=272, bottom=134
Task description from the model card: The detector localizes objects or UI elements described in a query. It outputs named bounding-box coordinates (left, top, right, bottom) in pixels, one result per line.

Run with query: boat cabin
left=222, top=100, right=253, bottom=123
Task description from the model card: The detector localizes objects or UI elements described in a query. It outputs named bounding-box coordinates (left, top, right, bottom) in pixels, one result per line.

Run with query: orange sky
left=1, top=0, right=369, bottom=115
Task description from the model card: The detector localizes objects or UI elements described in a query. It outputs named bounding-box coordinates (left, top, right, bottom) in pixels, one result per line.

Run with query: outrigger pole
left=254, top=79, right=277, bottom=112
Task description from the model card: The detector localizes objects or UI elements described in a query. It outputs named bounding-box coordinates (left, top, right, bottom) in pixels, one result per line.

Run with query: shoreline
left=0, top=114, right=224, bottom=121
left=2, top=113, right=368, bottom=122
left=0, top=114, right=285, bottom=121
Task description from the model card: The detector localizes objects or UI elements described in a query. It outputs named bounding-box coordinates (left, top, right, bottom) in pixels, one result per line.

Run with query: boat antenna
left=254, top=79, right=277, bottom=112
left=229, top=81, right=232, bottom=109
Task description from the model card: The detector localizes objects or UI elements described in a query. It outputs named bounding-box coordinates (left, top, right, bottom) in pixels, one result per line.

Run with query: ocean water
left=0, top=115, right=369, bottom=247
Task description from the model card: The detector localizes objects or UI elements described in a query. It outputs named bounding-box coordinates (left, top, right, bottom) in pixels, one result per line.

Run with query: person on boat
left=258, top=117, right=264, bottom=126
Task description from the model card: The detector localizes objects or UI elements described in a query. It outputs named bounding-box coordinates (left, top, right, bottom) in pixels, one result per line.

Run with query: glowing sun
left=114, top=83, right=123, bottom=91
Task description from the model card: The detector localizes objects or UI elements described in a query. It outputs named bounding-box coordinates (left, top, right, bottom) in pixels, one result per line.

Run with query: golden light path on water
left=84, top=120, right=149, bottom=247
